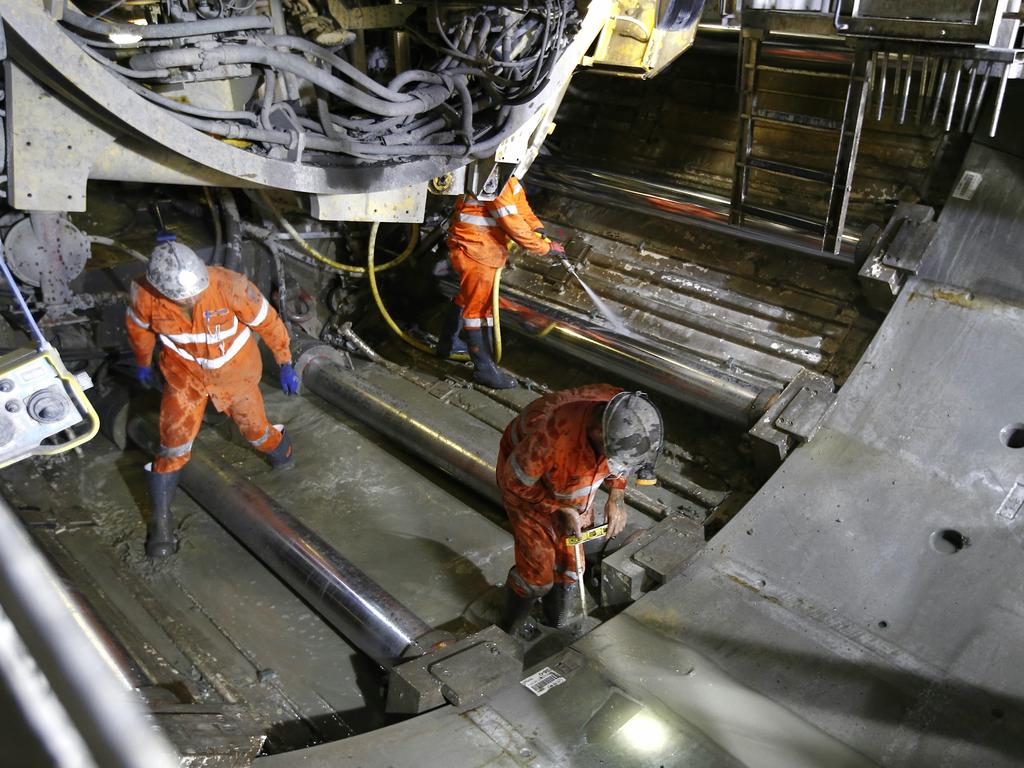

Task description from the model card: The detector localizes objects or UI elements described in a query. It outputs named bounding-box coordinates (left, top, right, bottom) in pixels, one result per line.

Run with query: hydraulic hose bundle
left=59, top=0, right=579, bottom=164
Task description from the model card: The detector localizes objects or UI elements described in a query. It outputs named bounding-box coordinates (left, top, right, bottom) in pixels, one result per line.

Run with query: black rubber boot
left=465, top=328, right=516, bottom=389
left=435, top=304, right=468, bottom=358
left=497, top=583, right=536, bottom=636
left=145, top=467, right=180, bottom=558
left=265, top=429, right=295, bottom=471
left=541, top=582, right=580, bottom=630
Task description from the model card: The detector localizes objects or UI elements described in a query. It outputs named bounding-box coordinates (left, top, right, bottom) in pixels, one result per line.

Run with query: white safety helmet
left=147, top=241, right=209, bottom=301
left=602, top=391, right=664, bottom=479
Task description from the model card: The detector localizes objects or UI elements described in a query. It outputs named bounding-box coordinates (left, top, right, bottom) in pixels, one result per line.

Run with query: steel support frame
left=822, top=46, right=872, bottom=256
left=742, top=0, right=1006, bottom=45
left=729, top=30, right=763, bottom=229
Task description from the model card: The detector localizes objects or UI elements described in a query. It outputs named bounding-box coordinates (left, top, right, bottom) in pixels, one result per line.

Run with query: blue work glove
left=279, top=363, right=300, bottom=395
left=136, top=365, right=159, bottom=390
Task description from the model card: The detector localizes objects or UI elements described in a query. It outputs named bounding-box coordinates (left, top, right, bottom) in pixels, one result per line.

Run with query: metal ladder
left=730, top=31, right=874, bottom=258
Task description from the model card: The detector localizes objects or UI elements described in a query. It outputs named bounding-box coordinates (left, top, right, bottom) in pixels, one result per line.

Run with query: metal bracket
left=748, top=369, right=836, bottom=469
left=601, top=515, right=705, bottom=609
left=6, top=61, right=117, bottom=212
left=463, top=159, right=516, bottom=201
left=311, top=183, right=428, bottom=223
left=4, top=214, right=90, bottom=323
left=858, top=203, right=937, bottom=311
left=386, top=625, right=523, bottom=714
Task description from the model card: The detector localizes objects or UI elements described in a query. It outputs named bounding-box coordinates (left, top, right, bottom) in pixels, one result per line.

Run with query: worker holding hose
left=495, top=386, right=664, bottom=634
left=126, top=241, right=300, bottom=558
left=442, top=176, right=565, bottom=388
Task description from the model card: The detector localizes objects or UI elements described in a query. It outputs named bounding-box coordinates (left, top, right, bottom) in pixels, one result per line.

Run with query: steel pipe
left=291, top=337, right=676, bottom=525
left=47, top=558, right=151, bottom=692
left=528, top=160, right=859, bottom=265
left=127, top=418, right=442, bottom=670
left=292, top=339, right=502, bottom=506
left=490, top=288, right=780, bottom=426
left=0, top=496, right=179, bottom=768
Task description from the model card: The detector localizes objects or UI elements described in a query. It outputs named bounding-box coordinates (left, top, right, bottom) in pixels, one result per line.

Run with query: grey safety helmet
left=602, top=391, right=664, bottom=478
left=147, top=241, right=209, bottom=301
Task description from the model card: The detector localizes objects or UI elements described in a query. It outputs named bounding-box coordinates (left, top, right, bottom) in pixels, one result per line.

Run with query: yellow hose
left=491, top=266, right=503, bottom=364
left=367, top=222, right=469, bottom=361
left=258, top=190, right=418, bottom=273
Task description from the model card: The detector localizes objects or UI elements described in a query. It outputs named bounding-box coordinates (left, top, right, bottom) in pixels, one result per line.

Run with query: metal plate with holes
left=4, top=216, right=89, bottom=288
left=631, top=519, right=703, bottom=580
left=774, top=386, right=831, bottom=441
left=0, top=349, right=87, bottom=466
left=429, top=637, right=524, bottom=708
left=387, top=626, right=522, bottom=714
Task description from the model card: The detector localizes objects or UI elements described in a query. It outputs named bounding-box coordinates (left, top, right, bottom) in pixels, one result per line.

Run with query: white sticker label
left=520, top=666, right=566, bottom=697
left=952, top=171, right=983, bottom=201
left=997, top=480, right=1024, bottom=522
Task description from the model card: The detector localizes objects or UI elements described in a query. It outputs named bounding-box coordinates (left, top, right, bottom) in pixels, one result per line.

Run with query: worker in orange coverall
left=495, top=385, right=664, bottom=634
left=126, top=241, right=300, bottom=557
left=441, top=176, right=566, bottom=389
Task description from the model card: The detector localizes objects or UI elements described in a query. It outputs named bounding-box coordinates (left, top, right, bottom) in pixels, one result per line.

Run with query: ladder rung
left=743, top=157, right=834, bottom=184
left=752, top=64, right=852, bottom=80
left=749, top=108, right=842, bottom=132
left=743, top=204, right=826, bottom=234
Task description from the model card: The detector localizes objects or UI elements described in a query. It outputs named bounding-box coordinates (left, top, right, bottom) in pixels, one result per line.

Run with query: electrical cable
left=118, top=73, right=260, bottom=122
left=203, top=187, right=224, bottom=265
left=87, top=235, right=149, bottom=263
left=0, top=242, right=47, bottom=351
left=66, top=31, right=172, bottom=77
left=62, top=0, right=578, bottom=163
left=366, top=222, right=433, bottom=355
left=129, top=46, right=452, bottom=118
left=62, top=10, right=274, bottom=39
left=366, top=222, right=468, bottom=361
left=257, top=34, right=416, bottom=104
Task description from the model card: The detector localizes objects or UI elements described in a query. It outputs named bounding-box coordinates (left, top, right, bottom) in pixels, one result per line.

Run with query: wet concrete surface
left=0, top=380, right=516, bottom=756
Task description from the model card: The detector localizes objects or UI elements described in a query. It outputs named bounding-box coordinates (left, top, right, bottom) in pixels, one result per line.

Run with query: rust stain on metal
left=909, top=286, right=980, bottom=308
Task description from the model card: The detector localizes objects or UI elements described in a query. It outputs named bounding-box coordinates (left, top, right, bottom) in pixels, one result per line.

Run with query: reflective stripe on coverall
left=126, top=267, right=292, bottom=473
left=446, top=175, right=550, bottom=327
left=496, top=384, right=627, bottom=597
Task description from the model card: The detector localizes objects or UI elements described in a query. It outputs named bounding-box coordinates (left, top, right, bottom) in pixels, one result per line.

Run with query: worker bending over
left=126, top=241, right=300, bottom=557
left=495, top=385, right=664, bottom=633
left=442, top=175, right=565, bottom=389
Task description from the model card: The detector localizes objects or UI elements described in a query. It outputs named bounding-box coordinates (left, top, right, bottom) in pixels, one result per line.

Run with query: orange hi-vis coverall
left=446, top=175, right=550, bottom=329
left=126, top=267, right=292, bottom=474
left=496, top=384, right=627, bottom=597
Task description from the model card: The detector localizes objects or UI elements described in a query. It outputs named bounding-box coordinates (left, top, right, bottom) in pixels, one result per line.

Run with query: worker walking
left=441, top=175, right=565, bottom=388
left=126, top=241, right=300, bottom=557
left=495, top=385, right=664, bottom=634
